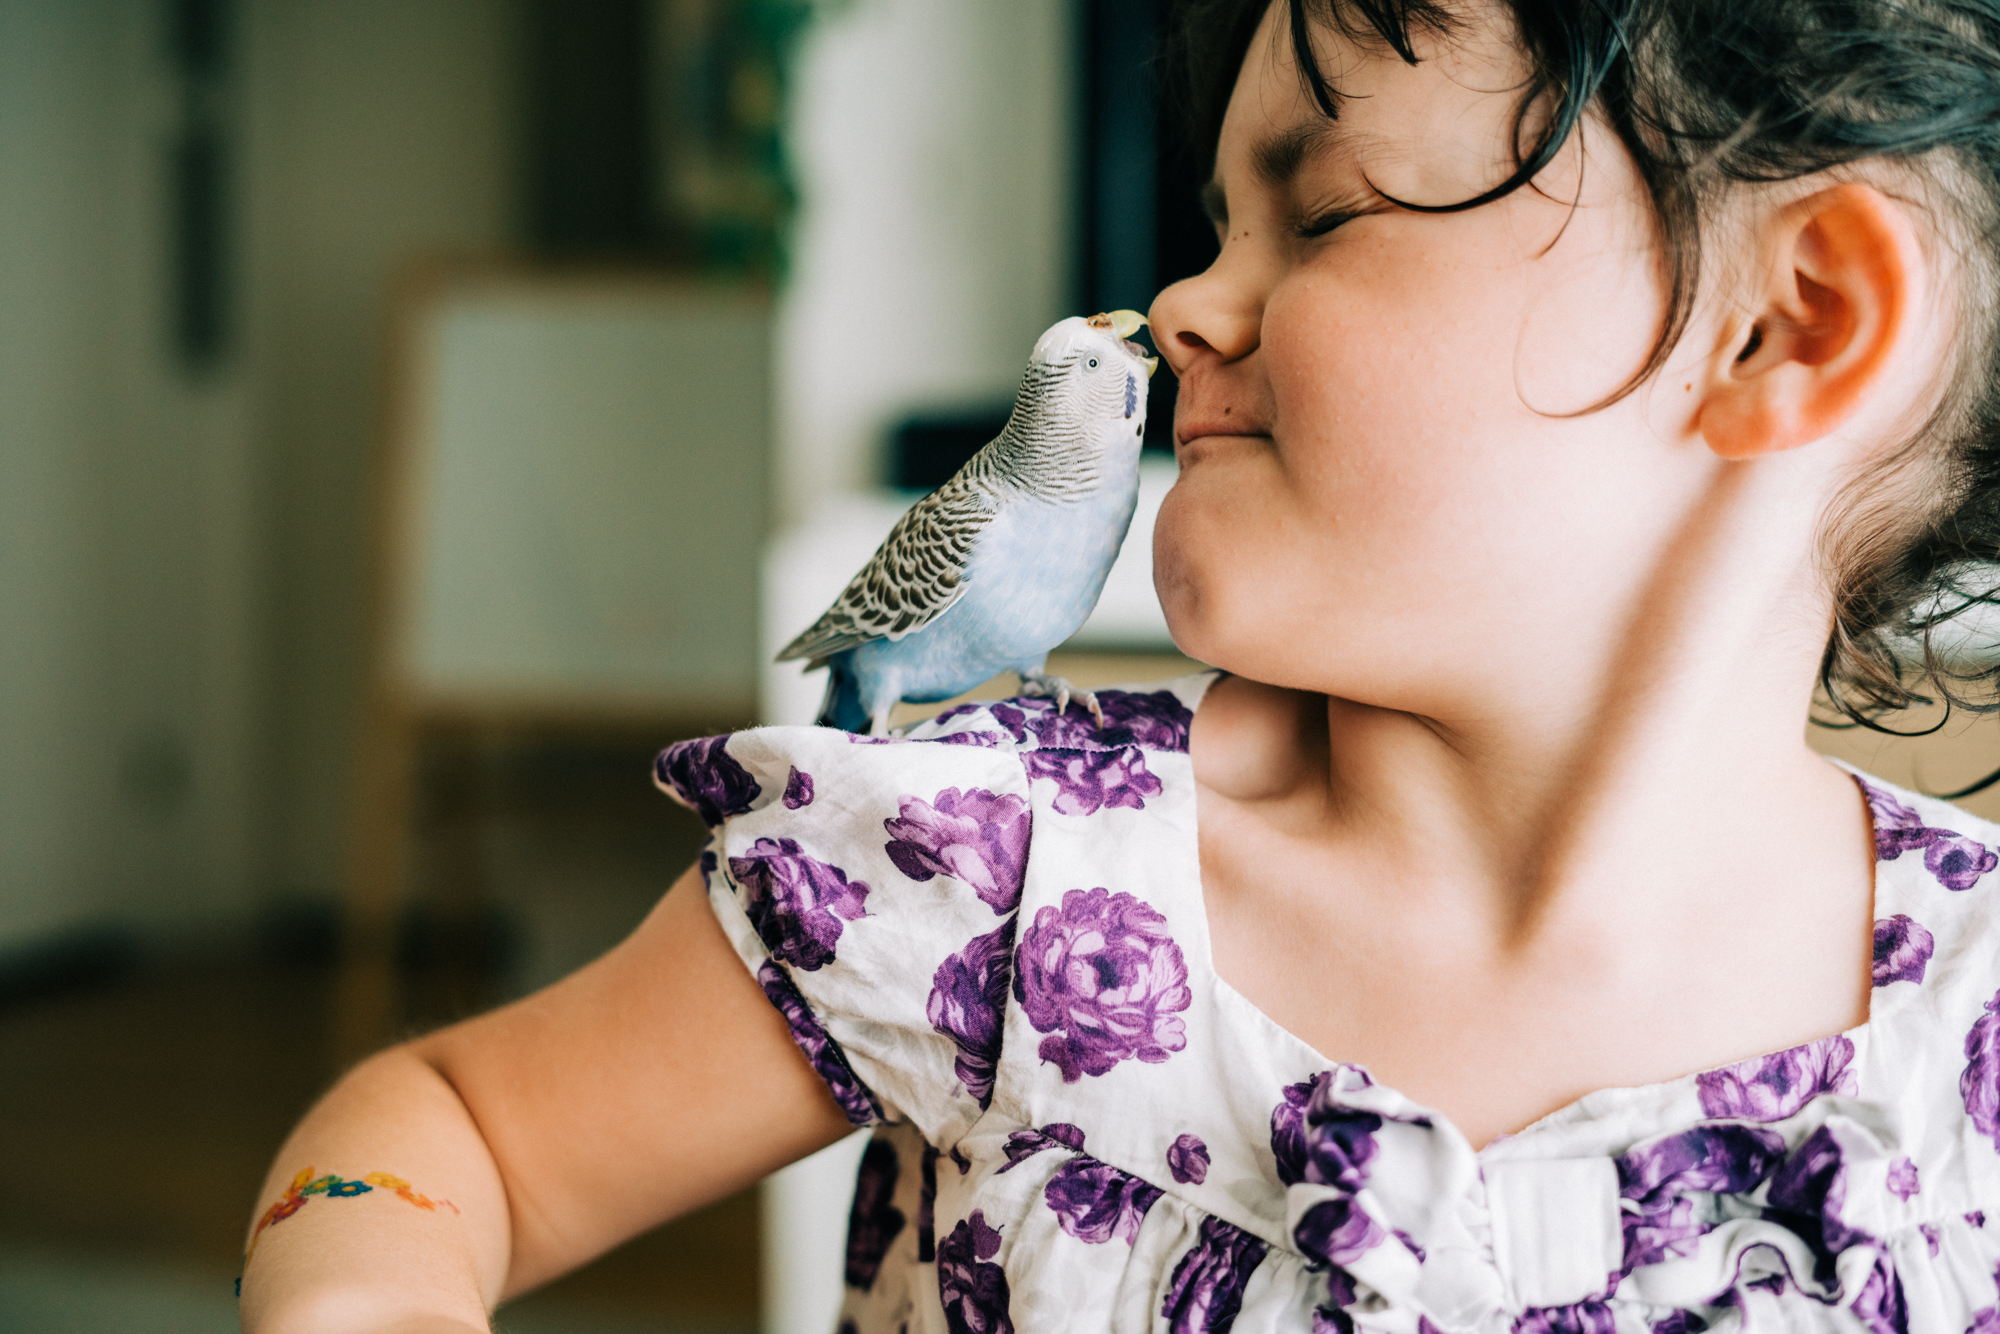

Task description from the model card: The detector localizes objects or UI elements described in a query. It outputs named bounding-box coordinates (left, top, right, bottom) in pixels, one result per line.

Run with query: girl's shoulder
left=647, top=672, right=1216, bottom=1144
left=897, top=670, right=1216, bottom=755
left=653, top=670, right=1217, bottom=828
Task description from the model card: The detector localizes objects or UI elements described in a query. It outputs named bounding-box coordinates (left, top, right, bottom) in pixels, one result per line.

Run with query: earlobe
left=1698, top=183, right=1924, bottom=462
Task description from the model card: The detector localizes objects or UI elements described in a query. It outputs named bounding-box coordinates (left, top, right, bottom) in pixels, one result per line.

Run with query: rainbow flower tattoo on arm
left=245, top=1166, right=460, bottom=1264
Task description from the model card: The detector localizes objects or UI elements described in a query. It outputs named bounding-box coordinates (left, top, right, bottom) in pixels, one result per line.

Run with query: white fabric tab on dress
left=1483, top=1157, right=1622, bottom=1310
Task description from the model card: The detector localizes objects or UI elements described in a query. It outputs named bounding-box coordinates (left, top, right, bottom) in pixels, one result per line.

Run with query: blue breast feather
left=839, top=478, right=1141, bottom=707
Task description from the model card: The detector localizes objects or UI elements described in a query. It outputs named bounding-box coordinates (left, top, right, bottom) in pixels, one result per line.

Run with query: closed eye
left=1297, top=209, right=1355, bottom=240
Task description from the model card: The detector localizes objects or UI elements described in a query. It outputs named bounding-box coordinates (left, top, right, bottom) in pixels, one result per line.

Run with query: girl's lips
left=1174, top=419, right=1271, bottom=448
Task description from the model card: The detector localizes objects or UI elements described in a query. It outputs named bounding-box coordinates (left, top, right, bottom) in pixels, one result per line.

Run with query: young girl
left=240, top=1, right=2000, bottom=1330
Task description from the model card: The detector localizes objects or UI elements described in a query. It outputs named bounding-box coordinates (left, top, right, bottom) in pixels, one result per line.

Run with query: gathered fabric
left=657, top=672, right=2000, bottom=1333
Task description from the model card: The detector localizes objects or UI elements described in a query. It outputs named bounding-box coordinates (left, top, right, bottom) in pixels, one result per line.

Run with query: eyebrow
left=1202, top=121, right=1347, bottom=226
left=1254, top=122, right=1341, bottom=189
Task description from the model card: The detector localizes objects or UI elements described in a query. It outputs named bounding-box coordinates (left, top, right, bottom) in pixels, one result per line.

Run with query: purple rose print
left=1512, top=1304, right=1617, bottom=1334
left=884, top=787, right=1031, bottom=912
left=1313, top=1311, right=1354, bottom=1334
left=1962, top=990, right=2000, bottom=1147
left=843, top=1138, right=905, bottom=1290
left=1975, top=1265, right=2000, bottom=1334
left=1097, top=688, right=1196, bottom=750
left=986, top=701, right=1039, bottom=744
left=1013, top=887, right=1191, bottom=1081
left=1928, top=834, right=1998, bottom=890
left=1695, top=1033, right=1857, bottom=1121
left=935, top=689, right=1192, bottom=755
left=936, top=1210, right=1014, bottom=1334
left=1864, top=782, right=1936, bottom=859
left=1027, top=688, right=1195, bottom=753
left=1621, top=1197, right=1706, bottom=1272
left=754, top=962, right=879, bottom=1124
left=1886, top=1156, right=1920, bottom=1201
left=1270, top=1072, right=1382, bottom=1190
left=1022, top=746, right=1165, bottom=817
left=1973, top=1211, right=1990, bottom=1228
left=1873, top=915, right=1934, bottom=987
left=1651, top=1315, right=1708, bottom=1334
left=1848, top=1252, right=1907, bottom=1334
left=1859, top=779, right=1997, bottom=889
left=927, top=923, right=1016, bottom=1108
left=1293, top=1198, right=1384, bottom=1269
left=782, top=766, right=815, bottom=809
left=1615, top=1125, right=1784, bottom=1268
left=1016, top=696, right=1184, bottom=756
left=935, top=729, right=1006, bottom=749
left=654, top=735, right=761, bottom=825
left=1918, top=1222, right=1940, bottom=1256
left=928, top=698, right=1006, bottom=733
left=1618, top=1125, right=1787, bottom=1203
left=1161, top=1214, right=1268, bottom=1334
left=730, top=838, right=870, bottom=971
left=1765, top=1125, right=1872, bottom=1280
left=997, top=1122, right=1086, bottom=1173
left=1043, top=1156, right=1163, bottom=1245
left=1168, top=1133, right=1211, bottom=1185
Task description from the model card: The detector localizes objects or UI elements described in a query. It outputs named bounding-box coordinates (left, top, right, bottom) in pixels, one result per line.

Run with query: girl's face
left=1151, top=4, right=1713, bottom=716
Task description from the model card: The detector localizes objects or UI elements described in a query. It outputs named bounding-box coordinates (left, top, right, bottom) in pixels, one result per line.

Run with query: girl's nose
left=1149, top=249, right=1262, bottom=376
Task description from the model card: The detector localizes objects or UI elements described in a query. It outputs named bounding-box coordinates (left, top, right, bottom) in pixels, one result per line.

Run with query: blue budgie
left=777, top=310, right=1157, bottom=735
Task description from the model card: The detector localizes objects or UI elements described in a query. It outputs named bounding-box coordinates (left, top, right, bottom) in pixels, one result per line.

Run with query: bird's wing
left=776, top=476, right=997, bottom=664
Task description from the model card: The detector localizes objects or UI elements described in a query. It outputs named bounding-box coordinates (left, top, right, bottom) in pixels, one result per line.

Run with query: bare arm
left=239, top=865, right=855, bottom=1333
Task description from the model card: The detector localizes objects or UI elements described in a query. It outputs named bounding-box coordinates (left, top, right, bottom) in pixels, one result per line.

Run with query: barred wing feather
left=775, top=477, right=996, bottom=665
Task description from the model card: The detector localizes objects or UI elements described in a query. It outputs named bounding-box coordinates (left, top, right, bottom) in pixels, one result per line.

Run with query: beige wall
left=0, top=0, right=258, bottom=946
left=0, top=0, right=521, bottom=949
left=241, top=0, right=519, bottom=906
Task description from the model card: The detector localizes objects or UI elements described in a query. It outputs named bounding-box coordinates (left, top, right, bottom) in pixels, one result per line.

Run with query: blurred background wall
left=249, top=0, right=519, bottom=929
left=0, top=0, right=517, bottom=961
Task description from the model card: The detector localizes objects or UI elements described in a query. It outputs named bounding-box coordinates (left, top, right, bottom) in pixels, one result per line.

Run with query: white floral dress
left=655, top=671, right=2000, bottom=1334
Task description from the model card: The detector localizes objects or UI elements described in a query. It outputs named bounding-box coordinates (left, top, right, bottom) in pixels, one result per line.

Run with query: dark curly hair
left=1162, top=0, right=2000, bottom=742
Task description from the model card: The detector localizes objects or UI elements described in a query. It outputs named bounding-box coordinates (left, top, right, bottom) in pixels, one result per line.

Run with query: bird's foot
left=1018, top=672, right=1103, bottom=727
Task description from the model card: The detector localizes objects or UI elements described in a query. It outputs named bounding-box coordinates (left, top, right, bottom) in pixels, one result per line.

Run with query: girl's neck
left=1192, top=507, right=1877, bottom=1144
left=1365, top=464, right=1850, bottom=919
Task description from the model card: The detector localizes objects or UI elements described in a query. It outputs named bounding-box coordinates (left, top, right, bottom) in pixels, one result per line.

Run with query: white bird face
left=1029, top=311, right=1158, bottom=444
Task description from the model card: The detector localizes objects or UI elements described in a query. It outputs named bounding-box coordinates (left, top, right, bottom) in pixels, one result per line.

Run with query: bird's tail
left=814, top=658, right=869, bottom=733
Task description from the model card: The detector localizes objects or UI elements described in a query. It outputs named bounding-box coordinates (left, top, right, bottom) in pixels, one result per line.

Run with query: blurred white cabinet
left=397, top=274, right=768, bottom=710
left=340, top=266, right=770, bottom=1056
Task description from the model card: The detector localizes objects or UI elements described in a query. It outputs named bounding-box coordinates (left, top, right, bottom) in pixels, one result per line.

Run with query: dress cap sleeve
left=656, top=723, right=1034, bottom=1144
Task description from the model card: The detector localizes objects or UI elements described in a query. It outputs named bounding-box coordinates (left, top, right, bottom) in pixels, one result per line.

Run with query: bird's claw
left=1018, top=673, right=1104, bottom=727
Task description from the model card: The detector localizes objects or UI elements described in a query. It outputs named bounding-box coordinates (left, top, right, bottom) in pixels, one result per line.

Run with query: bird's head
left=1024, top=311, right=1157, bottom=446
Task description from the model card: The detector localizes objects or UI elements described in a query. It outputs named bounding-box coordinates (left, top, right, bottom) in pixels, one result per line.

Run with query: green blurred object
left=654, top=0, right=817, bottom=282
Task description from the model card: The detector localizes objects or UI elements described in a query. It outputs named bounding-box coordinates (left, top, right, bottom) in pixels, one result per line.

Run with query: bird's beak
left=1105, top=310, right=1147, bottom=338
left=1095, top=310, right=1158, bottom=377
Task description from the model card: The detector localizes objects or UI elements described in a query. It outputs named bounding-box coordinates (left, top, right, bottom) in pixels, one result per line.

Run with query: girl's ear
left=1699, top=182, right=1926, bottom=461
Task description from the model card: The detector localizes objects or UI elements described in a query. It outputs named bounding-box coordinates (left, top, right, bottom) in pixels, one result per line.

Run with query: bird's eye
left=1086, top=357, right=1098, bottom=369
